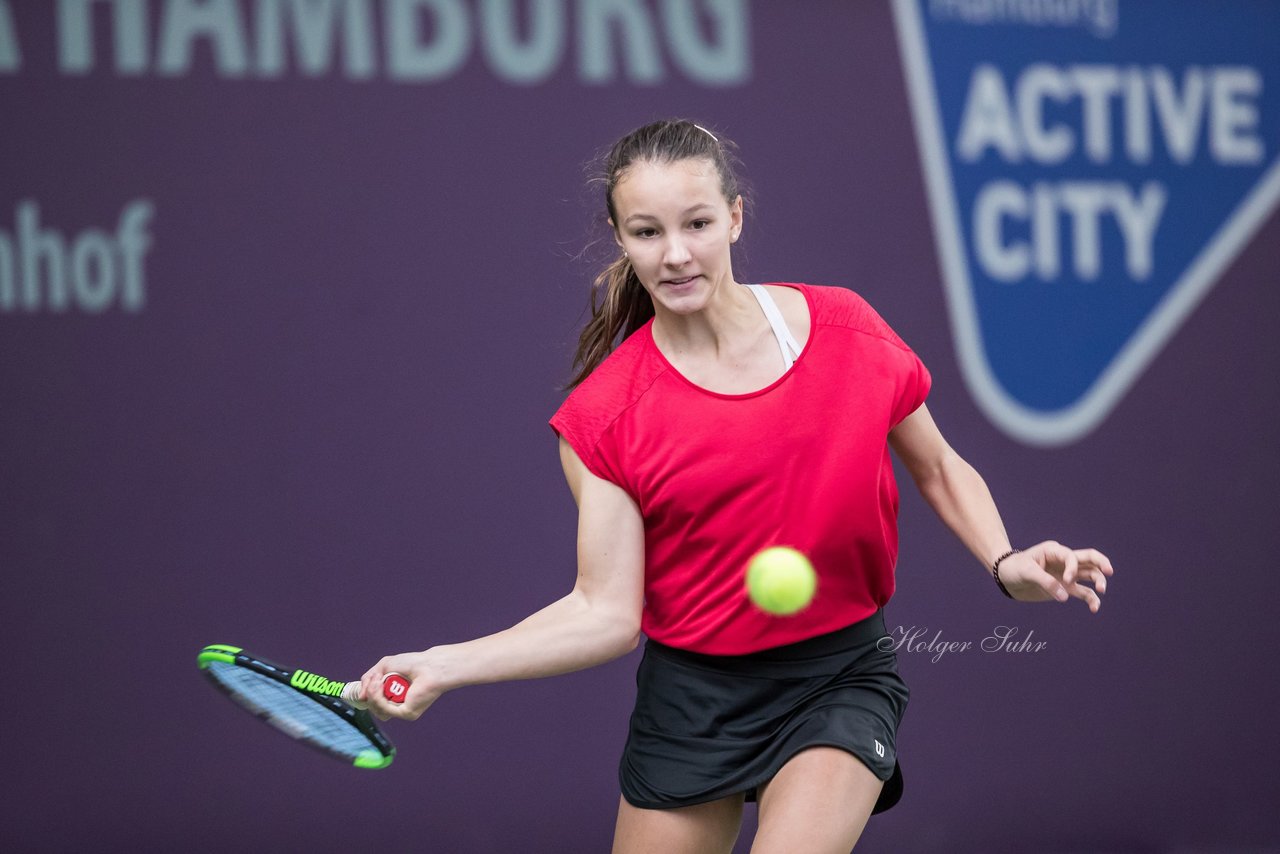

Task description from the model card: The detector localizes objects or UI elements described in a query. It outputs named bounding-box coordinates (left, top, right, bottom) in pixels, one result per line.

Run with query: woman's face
left=610, top=158, right=742, bottom=317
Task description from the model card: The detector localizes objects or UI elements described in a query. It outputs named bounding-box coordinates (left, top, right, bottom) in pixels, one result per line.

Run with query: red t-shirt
left=550, top=284, right=931, bottom=655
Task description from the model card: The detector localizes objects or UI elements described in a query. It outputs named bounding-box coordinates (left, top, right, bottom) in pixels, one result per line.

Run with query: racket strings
left=205, top=662, right=379, bottom=760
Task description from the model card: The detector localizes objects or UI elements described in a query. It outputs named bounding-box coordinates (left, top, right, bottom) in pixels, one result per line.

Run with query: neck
left=651, top=278, right=758, bottom=357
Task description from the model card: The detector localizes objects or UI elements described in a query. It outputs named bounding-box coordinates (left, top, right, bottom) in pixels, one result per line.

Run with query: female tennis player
left=359, top=119, right=1113, bottom=853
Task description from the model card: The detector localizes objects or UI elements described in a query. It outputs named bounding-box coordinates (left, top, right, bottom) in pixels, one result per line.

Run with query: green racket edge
left=197, top=644, right=394, bottom=770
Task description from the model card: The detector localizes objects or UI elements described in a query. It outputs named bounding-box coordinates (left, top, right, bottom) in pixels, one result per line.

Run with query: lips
left=662, top=275, right=700, bottom=287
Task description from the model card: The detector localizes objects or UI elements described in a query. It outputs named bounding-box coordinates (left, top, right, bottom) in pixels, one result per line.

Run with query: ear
left=609, top=218, right=623, bottom=248
left=729, top=195, right=744, bottom=243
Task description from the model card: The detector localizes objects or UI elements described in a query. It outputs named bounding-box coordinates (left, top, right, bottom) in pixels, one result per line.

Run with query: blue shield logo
left=892, top=0, right=1280, bottom=445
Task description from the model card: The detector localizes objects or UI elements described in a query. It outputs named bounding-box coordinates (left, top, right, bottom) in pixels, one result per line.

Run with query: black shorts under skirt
left=620, top=609, right=908, bottom=815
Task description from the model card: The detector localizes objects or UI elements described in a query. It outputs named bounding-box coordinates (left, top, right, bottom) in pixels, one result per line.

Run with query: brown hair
left=566, top=119, right=744, bottom=389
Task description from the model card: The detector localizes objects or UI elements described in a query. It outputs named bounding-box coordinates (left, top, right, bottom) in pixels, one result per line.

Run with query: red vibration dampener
left=383, top=672, right=410, bottom=704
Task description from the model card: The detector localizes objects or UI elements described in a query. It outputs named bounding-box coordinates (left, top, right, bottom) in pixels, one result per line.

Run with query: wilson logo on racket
left=289, top=669, right=349, bottom=697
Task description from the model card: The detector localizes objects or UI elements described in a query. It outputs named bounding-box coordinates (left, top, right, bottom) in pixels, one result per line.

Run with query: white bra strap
left=746, top=284, right=802, bottom=370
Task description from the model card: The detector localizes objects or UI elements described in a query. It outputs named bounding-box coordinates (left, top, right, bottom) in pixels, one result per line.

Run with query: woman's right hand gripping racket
left=348, top=669, right=411, bottom=710
left=197, top=644, right=411, bottom=769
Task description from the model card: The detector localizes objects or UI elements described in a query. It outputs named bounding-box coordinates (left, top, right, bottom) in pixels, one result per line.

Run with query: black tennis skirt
left=620, top=609, right=908, bottom=815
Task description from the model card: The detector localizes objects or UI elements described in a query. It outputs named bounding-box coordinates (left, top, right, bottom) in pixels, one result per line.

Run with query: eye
left=634, top=227, right=658, bottom=239
left=690, top=219, right=710, bottom=230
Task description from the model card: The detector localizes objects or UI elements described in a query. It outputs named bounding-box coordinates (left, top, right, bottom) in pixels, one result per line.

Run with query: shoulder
left=783, top=283, right=932, bottom=423
left=771, top=283, right=912, bottom=351
left=551, top=324, right=667, bottom=453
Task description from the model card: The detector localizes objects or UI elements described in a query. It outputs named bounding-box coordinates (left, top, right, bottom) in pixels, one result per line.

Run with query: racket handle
left=341, top=673, right=411, bottom=709
left=382, top=672, right=410, bottom=703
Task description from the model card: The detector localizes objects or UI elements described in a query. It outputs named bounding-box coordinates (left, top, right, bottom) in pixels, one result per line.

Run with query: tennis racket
left=197, top=644, right=410, bottom=769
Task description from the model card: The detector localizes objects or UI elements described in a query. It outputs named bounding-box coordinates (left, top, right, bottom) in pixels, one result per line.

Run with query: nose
left=662, top=235, right=692, bottom=268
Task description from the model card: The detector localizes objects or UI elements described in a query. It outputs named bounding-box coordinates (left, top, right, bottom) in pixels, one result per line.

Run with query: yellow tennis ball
left=746, top=546, right=817, bottom=616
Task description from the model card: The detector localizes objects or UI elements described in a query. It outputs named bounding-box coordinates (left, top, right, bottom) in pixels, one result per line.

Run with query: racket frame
left=197, top=644, right=395, bottom=769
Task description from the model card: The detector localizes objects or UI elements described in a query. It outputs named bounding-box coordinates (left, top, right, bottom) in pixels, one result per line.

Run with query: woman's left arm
left=888, top=404, right=1114, bottom=611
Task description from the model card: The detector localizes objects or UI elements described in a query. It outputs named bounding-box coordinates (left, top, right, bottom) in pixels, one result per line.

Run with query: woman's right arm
left=358, top=437, right=646, bottom=720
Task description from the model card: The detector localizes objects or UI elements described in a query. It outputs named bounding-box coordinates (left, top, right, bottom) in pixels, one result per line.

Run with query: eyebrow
left=623, top=204, right=716, bottom=225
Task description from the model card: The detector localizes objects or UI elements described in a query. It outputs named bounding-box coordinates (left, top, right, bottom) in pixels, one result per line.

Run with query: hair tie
left=693, top=123, right=719, bottom=143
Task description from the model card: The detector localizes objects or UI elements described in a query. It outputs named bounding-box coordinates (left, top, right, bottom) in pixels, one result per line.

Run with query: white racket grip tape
left=341, top=673, right=410, bottom=709
left=341, top=681, right=367, bottom=709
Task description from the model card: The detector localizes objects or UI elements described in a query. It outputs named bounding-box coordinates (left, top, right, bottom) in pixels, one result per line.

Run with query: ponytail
left=566, top=255, right=653, bottom=390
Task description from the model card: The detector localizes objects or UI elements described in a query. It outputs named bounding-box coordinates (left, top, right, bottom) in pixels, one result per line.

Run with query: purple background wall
left=2, top=2, right=1277, bottom=852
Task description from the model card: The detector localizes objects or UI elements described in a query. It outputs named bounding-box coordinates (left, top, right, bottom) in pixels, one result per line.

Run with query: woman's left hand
left=996, top=542, right=1114, bottom=612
